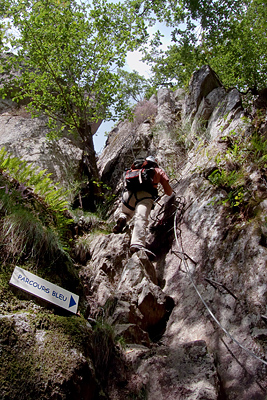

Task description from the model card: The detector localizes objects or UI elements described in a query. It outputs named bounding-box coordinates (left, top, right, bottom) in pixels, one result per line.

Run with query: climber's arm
left=154, top=168, right=173, bottom=196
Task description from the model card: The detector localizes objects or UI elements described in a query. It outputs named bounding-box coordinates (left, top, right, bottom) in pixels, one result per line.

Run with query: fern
left=0, top=146, right=71, bottom=217
left=0, top=147, right=75, bottom=265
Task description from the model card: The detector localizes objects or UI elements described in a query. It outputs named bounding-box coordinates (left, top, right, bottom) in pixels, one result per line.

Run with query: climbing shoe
left=113, top=216, right=127, bottom=234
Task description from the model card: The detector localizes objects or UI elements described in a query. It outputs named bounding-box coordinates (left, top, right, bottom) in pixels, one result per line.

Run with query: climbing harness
left=122, top=190, right=155, bottom=212
left=173, top=208, right=267, bottom=367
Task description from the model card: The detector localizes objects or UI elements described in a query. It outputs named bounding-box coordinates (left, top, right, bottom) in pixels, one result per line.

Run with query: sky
left=93, top=53, right=148, bottom=154
left=93, top=22, right=172, bottom=154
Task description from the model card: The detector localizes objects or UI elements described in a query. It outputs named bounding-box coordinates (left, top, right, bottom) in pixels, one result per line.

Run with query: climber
left=113, top=155, right=173, bottom=257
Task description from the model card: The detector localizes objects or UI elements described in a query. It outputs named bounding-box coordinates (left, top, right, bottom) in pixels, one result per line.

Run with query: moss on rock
left=0, top=311, right=100, bottom=400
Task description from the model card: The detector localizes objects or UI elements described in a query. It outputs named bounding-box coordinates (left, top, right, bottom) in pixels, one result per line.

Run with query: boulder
left=183, top=65, right=222, bottom=119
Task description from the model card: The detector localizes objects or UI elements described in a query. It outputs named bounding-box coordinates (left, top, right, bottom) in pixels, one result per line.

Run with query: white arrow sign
left=9, top=266, right=79, bottom=314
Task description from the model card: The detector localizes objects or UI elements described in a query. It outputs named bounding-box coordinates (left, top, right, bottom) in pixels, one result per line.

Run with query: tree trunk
left=78, top=124, right=102, bottom=202
left=79, top=124, right=100, bottom=181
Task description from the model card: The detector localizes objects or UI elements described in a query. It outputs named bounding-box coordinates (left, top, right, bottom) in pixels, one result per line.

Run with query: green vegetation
left=0, top=147, right=73, bottom=267
left=34, top=311, right=93, bottom=347
left=0, top=147, right=70, bottom=222
left=0, top=145, right=114, bottom=276
left=207, top=116, right=267, bottom=218
left=131, top=0, right=267, bottom=93
left=208, top=168, right=246, bottom=209
left=0, top=0, right=147, bottom=182
left=0, top=1, right=266, bottom=397
left=0, top=148, right=86, bottom=320
left=1, top=208, right=69, bottom=264
left=1, top=0, right=266, bottom=129
left=118, top=68, right=151, bottom=103
left=91, top=321, right=116, bottom=383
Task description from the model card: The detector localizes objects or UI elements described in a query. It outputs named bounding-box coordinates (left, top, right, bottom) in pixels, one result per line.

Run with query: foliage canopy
left=132, top=0, right=267, bottom=92
left=0, top=0, right=147, bottom=179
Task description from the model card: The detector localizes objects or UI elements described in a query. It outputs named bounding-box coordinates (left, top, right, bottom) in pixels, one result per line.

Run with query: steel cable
left=173, top=208, right=267, bottom=366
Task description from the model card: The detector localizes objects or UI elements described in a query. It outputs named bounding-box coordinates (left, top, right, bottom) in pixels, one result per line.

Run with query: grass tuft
left=0, top=208, right=70, bottom=266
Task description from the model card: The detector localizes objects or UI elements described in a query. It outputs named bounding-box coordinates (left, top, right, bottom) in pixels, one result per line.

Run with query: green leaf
left=2, top=0, right=149, bottom=180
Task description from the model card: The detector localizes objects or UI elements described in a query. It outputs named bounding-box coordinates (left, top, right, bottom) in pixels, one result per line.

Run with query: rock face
left=2, top=65, right=267, bottom=399
left=0, top=103, right=102, bottom=187
left=0, top=309, right=99, bottom=400
left=0, top=107, right=84, bottom=185
left=94, top=65, right=267, bottom=399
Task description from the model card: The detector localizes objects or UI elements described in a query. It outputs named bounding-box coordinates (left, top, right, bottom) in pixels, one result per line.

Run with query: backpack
left=124, top=158, right=157, bottom=196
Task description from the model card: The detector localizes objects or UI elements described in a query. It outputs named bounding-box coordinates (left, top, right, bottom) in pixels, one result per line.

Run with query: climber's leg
left=130, top=193, right=154, bottom=247
left=113, top=191, right=135, bottom=233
